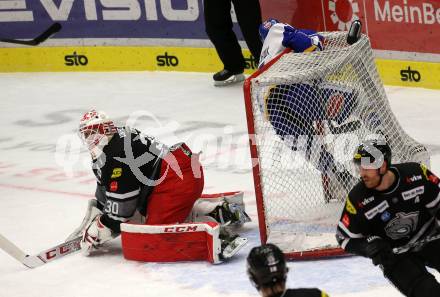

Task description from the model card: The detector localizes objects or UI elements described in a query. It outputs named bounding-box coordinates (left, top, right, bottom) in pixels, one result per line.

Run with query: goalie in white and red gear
left=73, top=109, right=250, bottom=262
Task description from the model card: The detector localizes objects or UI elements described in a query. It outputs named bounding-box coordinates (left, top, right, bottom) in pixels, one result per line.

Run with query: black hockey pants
left=382, top=240, right=440, bottom=297
left=204, top=0, right=262, bottom=72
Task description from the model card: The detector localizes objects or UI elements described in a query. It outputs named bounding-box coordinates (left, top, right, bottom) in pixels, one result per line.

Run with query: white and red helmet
left=78, top=109, right=116, bottom=157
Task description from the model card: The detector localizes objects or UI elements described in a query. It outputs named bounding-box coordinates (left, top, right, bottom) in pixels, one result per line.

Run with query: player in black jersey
left=336, top=139, right=440, bottom=297
left=69, top=110, right=251, bottom=260
left=247, top=244, right=329, bottom=297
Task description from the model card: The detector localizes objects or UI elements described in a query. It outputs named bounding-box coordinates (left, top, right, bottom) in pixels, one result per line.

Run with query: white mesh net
left=245, top=32, right=430, bottom=257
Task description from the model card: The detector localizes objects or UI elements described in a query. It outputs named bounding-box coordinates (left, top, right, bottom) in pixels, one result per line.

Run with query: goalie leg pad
left=121, top=222, right=223, bottom=264
left=121, top=221, right=249, bottom=264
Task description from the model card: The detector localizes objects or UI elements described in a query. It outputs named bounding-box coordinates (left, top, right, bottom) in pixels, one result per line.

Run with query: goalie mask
left=78, top=109, right=116, bottom=159
left=247, top=243, right=288, bottom=290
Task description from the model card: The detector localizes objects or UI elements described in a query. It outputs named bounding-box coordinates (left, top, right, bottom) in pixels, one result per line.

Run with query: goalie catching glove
left=80, top=215, right=118, bottom=256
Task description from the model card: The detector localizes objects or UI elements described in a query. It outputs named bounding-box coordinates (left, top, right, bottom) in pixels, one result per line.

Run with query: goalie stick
left=0, top=233, right=81, bottom=268
left=0, top=23, right=62, bottom=46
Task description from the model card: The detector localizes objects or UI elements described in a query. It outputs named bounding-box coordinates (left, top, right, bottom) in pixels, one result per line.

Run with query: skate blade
left=221, top=237, right=248, bottom=259
left=214, top=74, right=245, bottom=87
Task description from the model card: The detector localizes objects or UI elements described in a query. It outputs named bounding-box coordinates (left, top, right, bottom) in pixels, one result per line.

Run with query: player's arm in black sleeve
left=335, top=195, right=370, bottom=257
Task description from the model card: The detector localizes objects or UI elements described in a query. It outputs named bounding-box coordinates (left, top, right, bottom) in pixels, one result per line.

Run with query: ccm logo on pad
left=164, top=226, right=198, bottom=232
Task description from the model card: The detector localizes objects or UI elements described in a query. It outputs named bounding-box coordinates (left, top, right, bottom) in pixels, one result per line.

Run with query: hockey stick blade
left=23, top=236, right=82, bottom=268
left=393, top=233, right=440, bottom=254
left=0, top=23, right=62, bottom=46
left=0, top=233, right=81, bottom=268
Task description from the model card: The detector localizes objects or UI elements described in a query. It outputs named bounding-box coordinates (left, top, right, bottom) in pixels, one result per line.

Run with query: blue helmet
left=259, top=18, right=280, bottom=41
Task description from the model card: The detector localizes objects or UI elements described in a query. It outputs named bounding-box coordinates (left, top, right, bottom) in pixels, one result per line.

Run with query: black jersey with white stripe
left=92, top=127, right=167, bottom=232
left=336, top=162, right=440, bottom=257
left=282, top=288, right=329, bottom=297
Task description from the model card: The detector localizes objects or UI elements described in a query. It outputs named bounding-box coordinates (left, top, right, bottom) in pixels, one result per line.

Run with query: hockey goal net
left=243, top=32, right=430, bottom=259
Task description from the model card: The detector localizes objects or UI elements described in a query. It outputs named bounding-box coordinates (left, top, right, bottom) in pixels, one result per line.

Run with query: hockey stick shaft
left=0, top=23, right=61, bottom=46
left=0, top=233, right=27, bottom=263
left=393, top=233, right=440, bottom=254
left=0, top=233, right=82, bottom=268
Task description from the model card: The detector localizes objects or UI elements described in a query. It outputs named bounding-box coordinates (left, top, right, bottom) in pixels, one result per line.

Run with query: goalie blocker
left=120, top=221, right=247, bottom=264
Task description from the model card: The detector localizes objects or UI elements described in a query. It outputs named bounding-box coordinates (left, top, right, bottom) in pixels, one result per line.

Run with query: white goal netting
left=244, top=32, right=430, bottom=258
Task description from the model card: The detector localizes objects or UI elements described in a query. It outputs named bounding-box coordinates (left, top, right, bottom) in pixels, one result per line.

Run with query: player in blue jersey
left=258, top=19, right=324, bottom=68
left=257, top=19, right=358, bottom=190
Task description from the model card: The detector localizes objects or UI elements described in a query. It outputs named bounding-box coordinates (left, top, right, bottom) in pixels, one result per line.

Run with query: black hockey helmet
left=246, top=243, right=288, bottom=290
left=353, top=139, right=392, bottom=170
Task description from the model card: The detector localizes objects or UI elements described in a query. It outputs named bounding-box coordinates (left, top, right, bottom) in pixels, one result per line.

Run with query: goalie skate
left=221, top=236, right=248, bottom=260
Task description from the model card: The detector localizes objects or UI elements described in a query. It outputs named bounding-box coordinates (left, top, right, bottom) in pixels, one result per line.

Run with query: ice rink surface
left=1, top=71, right=439, bottom=297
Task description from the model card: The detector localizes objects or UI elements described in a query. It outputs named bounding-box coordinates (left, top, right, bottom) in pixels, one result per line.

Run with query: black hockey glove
left=365, top=236, right=396, bottom=266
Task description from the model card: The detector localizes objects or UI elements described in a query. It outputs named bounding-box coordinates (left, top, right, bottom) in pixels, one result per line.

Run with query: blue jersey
left=258, top=22, right=357, bottom=140
left=265, top=81, right=358, bottom=140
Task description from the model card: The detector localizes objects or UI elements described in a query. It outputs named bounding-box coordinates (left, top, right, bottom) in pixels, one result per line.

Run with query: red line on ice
left=0, top=183, right=93, bottom=199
